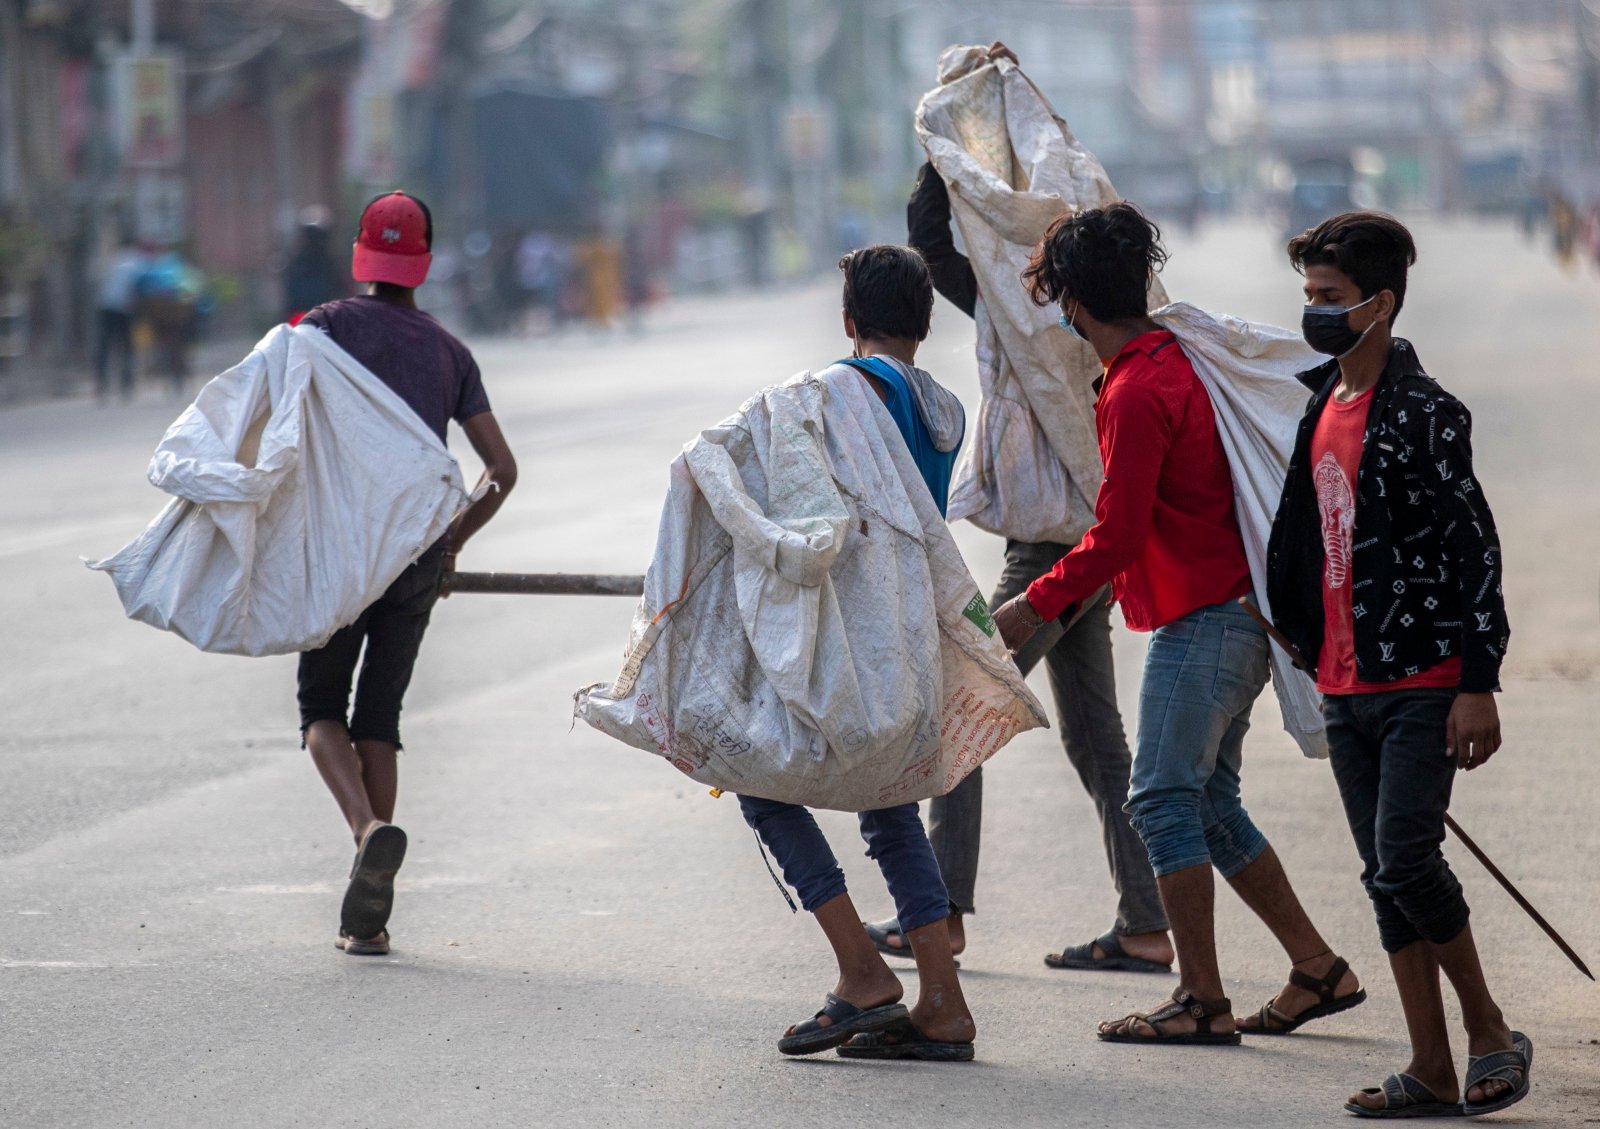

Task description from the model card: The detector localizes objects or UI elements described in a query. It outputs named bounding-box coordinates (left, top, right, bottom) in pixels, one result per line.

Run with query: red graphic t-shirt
left=1312, top=386, right=1461, bottom=694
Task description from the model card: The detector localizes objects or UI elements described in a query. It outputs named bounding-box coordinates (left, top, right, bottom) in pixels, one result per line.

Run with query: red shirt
left=1026, top=330, right=1252, bottom=630
left=1311, top=386, right=1460, bottom=694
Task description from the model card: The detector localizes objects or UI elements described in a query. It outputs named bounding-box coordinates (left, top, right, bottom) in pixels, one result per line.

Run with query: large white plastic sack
left=89, top=324, right=469, bottom=657
left=916, top=45, right=1168, bottom=546
left=575, top=364, right=1047, bottom=812
left=1155, top=302, right=1329, bottom=759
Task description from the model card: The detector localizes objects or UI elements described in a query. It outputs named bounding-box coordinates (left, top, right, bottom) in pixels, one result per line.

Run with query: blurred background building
left=5, top=0, right=1600, bottom=391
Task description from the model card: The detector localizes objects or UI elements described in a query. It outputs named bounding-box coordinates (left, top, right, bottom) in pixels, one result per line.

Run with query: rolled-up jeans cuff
left=1147, top=851, right=1214, bottom=879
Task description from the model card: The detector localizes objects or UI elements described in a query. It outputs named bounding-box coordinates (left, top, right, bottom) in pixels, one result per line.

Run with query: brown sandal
left=1238, top=955, right=1366, bottom=1035
left=1097, top=988, right=1241, bottom=1045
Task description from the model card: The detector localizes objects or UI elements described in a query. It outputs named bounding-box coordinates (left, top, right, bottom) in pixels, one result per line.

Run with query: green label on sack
left=962, top=593, right=997, bottom=637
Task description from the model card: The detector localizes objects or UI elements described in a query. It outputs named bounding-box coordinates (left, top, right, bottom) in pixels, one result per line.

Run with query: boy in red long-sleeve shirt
left=995, top=203, right=1363, bottom=1044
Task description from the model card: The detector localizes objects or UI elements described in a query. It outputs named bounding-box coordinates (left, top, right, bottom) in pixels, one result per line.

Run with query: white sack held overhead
left=575, top=365, right=1047, bottom=813
left=1155, top=302, right=1328, bottom=760
left=89, top=324, right=469, bottom=657
left=916, top=45, right=1167, bottom=547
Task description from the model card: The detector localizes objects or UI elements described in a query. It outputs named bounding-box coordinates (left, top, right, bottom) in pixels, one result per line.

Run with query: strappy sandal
left=335, top=929, right=390, bottom=956
left=1097, top=988, right=1240, bottom=1046
left=776, top=993, right=908, bottom=1057
left=1238, top=955, right=1367, bottom=1035
left=1045, top=930, right=1172, bottom=973
left=861, top=917, right=960, bottom=967
left=1344, top=1072, right=1465, bottom=1118
left=1462, top=1030, right=1531, bottom=1116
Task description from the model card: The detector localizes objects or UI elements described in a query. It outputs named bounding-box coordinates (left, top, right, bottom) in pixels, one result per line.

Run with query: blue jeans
left=1125, top=600, right=1271, bottom=878
left=1324, top=688, right=1470, bottom=953
left=738, top=796, right=950, bottom=933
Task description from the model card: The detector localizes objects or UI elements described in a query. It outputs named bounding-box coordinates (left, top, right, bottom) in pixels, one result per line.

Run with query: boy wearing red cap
left=298, top=191, right=518, bottom=956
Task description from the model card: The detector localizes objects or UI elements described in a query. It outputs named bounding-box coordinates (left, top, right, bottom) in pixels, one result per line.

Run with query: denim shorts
left=297, top=541, right=447, bottom=747
left=1125, top=599, right=1271, bottom=878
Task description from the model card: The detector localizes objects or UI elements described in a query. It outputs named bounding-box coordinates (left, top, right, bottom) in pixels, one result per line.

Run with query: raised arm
left=907, top=162, right=978, bottom=318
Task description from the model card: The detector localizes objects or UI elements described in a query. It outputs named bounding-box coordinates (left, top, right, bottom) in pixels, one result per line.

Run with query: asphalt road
left=2, top=218, right=1597, bottom=1127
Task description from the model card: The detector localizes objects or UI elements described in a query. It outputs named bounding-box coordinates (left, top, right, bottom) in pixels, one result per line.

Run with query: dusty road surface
left=2, top=218, right=1597, bottom=1127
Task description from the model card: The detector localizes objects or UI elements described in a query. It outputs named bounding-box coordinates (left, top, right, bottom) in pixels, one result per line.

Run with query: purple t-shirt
left=301, top=296, right=490, bottom=442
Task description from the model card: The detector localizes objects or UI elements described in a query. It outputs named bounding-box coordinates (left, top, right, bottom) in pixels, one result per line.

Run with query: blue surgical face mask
left=1058, top=298, right=1084, bottom=341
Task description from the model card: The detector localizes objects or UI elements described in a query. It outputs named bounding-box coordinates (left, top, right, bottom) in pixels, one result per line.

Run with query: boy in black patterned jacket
left=1267, top=213, right=1529, bottom=1118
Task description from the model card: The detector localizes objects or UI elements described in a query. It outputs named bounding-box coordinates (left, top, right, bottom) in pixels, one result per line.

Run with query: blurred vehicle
left=1284, top=158, right=1355, bottom=242
left=1107, top=155, right=1203, bottom=232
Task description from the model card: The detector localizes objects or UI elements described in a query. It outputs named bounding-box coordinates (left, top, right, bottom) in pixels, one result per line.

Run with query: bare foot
left=1096, top=930, right=1174, bottom=966
left=908, top=1000, right=976, bottom=1045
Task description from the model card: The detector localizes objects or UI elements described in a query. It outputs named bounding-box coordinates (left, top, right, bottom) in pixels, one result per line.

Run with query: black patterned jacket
left=1266, top=339, right=1509, bottom=693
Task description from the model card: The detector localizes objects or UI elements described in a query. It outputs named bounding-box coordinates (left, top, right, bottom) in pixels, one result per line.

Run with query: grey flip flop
left=1462, top=1031, right=1531, bottom=1116
left=1344, top=1072, right=1466, bottom=1118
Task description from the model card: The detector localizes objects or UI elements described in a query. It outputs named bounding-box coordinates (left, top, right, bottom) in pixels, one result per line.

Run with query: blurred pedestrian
left=95, top=236, right=146, bottom=402
left=514, top=230, right=564, bottom=334
left=866, top=41, right=1176, bottom=977
left=739, top=246, right=976, bottom=1062
left=282, top=207, right=345, bottom=324
left=1268, top=213, right=1529, bottom=1118
left=295, top=191, right=518, bottom=957
left=993, top=202, right=1366, bottom=1046
left=135, top=246, right=204, bottom=396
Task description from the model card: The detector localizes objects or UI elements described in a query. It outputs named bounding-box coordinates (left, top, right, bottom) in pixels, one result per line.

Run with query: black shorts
left=297, top=542, right=447, bottom=747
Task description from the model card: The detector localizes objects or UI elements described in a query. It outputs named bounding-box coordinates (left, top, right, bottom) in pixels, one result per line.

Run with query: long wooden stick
left=1235, top=598, right=1594, bottom=981
left=444, top=571, right=644, bottom=597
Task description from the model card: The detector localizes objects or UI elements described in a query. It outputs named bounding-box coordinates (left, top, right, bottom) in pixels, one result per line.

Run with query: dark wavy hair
left=1287, top=211, right=1416, bottom=321
left=839, top=244, right=934, bottom=342
left=1022, top=202, right=1167, bottom=322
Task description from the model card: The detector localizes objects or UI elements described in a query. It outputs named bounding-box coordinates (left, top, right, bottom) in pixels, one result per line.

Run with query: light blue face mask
left=1058, top=298, right=1084, bottom=341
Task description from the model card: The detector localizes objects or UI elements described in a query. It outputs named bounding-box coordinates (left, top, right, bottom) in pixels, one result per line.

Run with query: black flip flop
left=1045, top=930, right=1172, bottom=973
left=837, top=1018, right=974, bottom=1061
left=1344, top=1072, right=1466, bottom=1118
left=1462, top=1031, right=1531, bottom=1117
left=1239, top=955, right=1366, bottom=1035
left=777, top=993, right=909, bottom=1056
left=341, top=823, right=407, bottom=941
left=861, top=917, right=960, bottom=967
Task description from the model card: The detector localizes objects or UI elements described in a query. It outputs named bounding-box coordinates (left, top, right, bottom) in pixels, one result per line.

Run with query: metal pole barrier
left=444, top=571, right=644, bottom=597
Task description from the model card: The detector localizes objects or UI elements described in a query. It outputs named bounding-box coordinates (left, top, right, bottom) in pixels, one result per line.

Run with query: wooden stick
left=444, top=571, right=644, bottom=597
left=1235, top=598, right=1595, bottom=981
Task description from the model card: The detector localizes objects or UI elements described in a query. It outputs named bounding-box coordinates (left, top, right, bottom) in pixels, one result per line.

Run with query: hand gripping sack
left=89, top=324, right=469, bottom=656
left=575, top=366, right=1047, bottom=812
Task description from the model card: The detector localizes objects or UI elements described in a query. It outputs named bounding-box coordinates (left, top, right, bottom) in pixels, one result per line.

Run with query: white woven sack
left=917, top=45, right=1168, bottom=546
left=576, top=365, right=1046, bottom=812
left=1155, top=302, right=1329, bottom=759
left=89, top=324, right=469, bottom=656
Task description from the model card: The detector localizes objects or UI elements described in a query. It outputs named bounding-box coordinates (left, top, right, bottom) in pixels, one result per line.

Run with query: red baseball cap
left=352, top=191, right=432, bottom=288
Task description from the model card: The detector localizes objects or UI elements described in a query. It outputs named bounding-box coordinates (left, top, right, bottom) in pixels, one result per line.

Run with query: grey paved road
left=2, top=219, right=1597, bottom=1127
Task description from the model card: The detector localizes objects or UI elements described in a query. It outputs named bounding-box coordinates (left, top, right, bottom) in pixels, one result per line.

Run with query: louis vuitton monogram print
left=1267, top=339, right=1510, bottom=693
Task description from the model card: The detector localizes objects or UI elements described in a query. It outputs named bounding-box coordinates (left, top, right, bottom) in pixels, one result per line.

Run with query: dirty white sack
left=89, top=324, right=470, bottom=656
left=575, top=364, right=1047, bottom=812
left=916, top=45, right=1168, bottom=546
left=1155, top=302, right=1328, bottom=759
